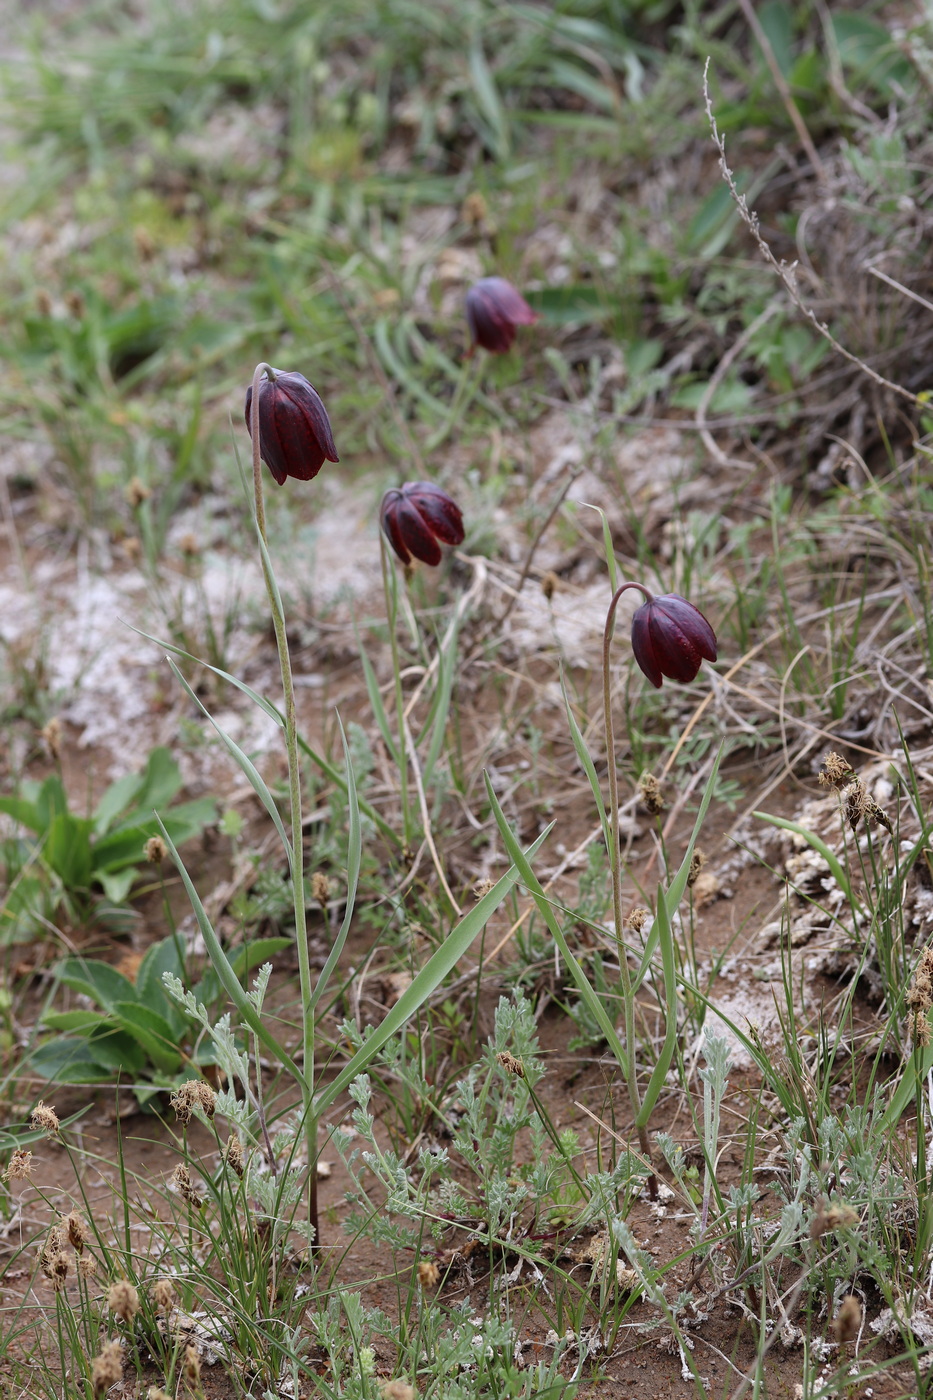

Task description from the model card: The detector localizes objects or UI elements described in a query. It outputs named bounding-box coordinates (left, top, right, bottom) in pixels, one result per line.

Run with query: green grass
left=4, top=0, right=933, bottom=1395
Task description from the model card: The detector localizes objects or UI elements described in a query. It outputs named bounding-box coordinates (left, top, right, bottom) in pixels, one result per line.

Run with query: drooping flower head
left=630, top=592, right=717, bottom=688
left=465, top=277, right=539, bottom=355
left=380, top=482, right=464, bottom=566
left=244, top=368, right=339, bottom=486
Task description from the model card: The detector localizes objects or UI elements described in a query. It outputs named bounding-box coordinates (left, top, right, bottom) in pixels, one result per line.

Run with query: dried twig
left=703, top=60, right=922, bottom=409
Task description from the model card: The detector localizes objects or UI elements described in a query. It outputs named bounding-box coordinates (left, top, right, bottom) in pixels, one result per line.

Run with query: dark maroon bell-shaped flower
left=465, top=277, right=539, bottom=355
left=381, top=482, right=465, bottom=567
left=244, top=368, right=339, bottom=486
left=630, top=592, right=717, bottom=689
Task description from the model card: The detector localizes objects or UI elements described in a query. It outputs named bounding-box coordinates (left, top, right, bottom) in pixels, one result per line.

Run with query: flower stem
left=425, top=353, right=483, bottom=452
left=248, top=362, right=318, bottom=1246
left=380, top=533, right=414, bottom=849
left=602, top=580, right=657, bottom=1195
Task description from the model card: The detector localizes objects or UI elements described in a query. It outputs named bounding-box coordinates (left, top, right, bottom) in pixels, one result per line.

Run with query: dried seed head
left=842, top=780, right=868, bottom=832
left=170, top=1164, right=204, bottom=1209
left=638, top=773, right=664, bottom=816
left=4, top=1149, right=33, bottom=1181
left=810, top=1200, right=859, bottom=1238
left=107, top=1279, right=139, bottom=1322
left=177, top=531, right=200, bottom=558
left=461, top=191, right=489, bottom=226
left=625, top=907, right=651, bottom=933
left=417, top=1259, right=440, bottom=1288
left=833, top=1294, right=862, bottom=1346
left=144, top=835, right=167, bottom=863
left=473, top=877, right=495, bottom=901
left=41, top=717, right=62, bottom=760
left=30, top=1101, right=60, bottom=1136
left=78, top=1254, right=97, bottom=1280
left=824, top=1203, right=859, bottom=1231
left=152, top=1278, right=176, bottom=1313
left=184, top=1344, right=201, bottom=1386
left=35, top=288, right=53, bottom=316
left=379, top=1383, right=417, bottom=1400
left=170, top=1080, right=215, bottom=1125
left=907, top=948, right=933, bottom=1022
left=124, top=477, right=152, bottom=509
left=40, top=1237, right=72, bottom=1291
left=818, top=752, right=853, bottom=788
left=311, top=871, right=331, bottom=904
left=92, top=1340, right=123, bottom=1397
left=61, top=1211, right=87, bottom=1253
left=134, top=225, right=156, bottom=261
left=496, top=1051, right=525, bottom=1078
left=914, top=1011, right=932, bottom=1047
left=224, top=1134, right=244, bottom=1179
left=687, top=848, right=706, bottom=888
left=541, top=570, right=559, bottom=602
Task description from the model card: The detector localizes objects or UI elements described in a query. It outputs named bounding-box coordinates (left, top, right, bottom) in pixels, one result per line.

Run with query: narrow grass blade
left=560, top=669, right=610, bottom=854
left=357, top=636, right=399, bottom=764
left=754, top=810, right=862, bottom=913
left=485, top=774, right=630, bottom=1076
left=310, top=715, right=362, bottom=1011
left=633, top=745, right=723, bottom=992
left=314, top=827, right=550, bottom=1114
left=579, top=502, right=618, bottom=593
left=420, top=617, right=460, bottom=793
left=164, top=656, right=292, bottom=861
left=155, top=817, right=306, bottom=1089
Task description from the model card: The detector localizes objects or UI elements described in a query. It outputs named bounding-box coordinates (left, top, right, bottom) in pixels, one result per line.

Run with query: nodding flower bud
left=380, top=482, right=464, bottom=567
left=630, top=592, right=717, bottom=689
left=244, top=368, right=339, bottom=486
left=465, top=277, right=538, bottom=355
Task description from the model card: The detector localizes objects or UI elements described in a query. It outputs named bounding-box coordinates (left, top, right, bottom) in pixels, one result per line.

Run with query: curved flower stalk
left=379, top=480, right=465, bottom=849
left=244, top=361, right=341, bottom=1245
left=603, top=582, right=717, bottom=1191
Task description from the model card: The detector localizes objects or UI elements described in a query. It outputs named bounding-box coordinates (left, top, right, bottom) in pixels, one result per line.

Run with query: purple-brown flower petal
left=630, top=593, right=717, bottom=689
left=465, top=277, right=539, bottom=354
left=244, top=369, right=339, bottom=486
left=381, top=482, right=465, bottom=567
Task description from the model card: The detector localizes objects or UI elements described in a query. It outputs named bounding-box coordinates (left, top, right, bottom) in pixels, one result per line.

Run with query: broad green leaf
left=111, top=1001, right=183, bottom=1073
left=35, top=777, right=68, bottom=833
left=55, top=958, right=139, bottom=1011
left=30, top=1038, right=116, bottom=1084
left=42, top=1010, right=114, bottom=1034
left=0, top=797, right=41, bottom=832
left=45, top=813, right=93, bottom=888
left=97, top=868, right=136, bottom=905
left=230, top=938, right=291, bottom=979
left=125, top=747, right=183, bottom=814
left=523, top=285, right=611, bottom=325
left=93, top=771, right=145, bottom=834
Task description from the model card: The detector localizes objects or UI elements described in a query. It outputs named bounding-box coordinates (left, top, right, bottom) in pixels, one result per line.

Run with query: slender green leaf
left=314, top=826, right=550, bottom=1113
left=164, top=656, right=292, bottom=863
left=310, top=715, right=363, bottom=1011
left=155, top=817, right=307, bottom=1089
left=484, top=774, right=629, bottom=1076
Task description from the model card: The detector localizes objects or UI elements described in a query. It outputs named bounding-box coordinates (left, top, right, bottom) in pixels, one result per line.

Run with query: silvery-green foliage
left=164, top=974, right=252, bottom=1090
